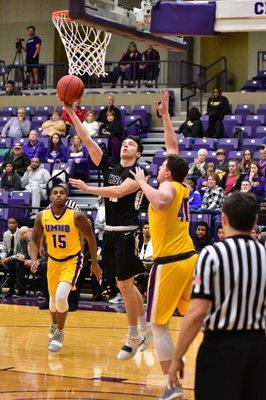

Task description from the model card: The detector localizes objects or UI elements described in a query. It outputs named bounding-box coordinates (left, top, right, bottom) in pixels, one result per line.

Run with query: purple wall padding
left=150, top=2, right=217, bottom=36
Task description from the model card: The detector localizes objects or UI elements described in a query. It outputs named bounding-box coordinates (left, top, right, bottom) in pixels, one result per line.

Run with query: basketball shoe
left=48, top=329, right=64, bottom=352
left=117, top=334, right=144, bottom=360
left=139, top=323, right=153, bottom=351
left=157, top=385, right=183, bottom=399
left=48, top=324, right=57, bottom=343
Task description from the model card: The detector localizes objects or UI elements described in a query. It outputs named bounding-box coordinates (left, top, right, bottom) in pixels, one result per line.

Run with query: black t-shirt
left=98, top=154, right=143, bottom=226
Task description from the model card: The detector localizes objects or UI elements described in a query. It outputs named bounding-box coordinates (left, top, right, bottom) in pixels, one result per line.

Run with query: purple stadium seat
left=22, top=106, right=36, bottom=116
left=0, top=137, right=12, bottom=149
left=37, top=137, right=49, bottom=147
left=217, top=138, right=238, bottom=152
left=241, top=138, right=262, bottom=152
left=193, top=138, right=215, bottom=151
left=223, top=115, right=242, bottom=137
left=133, top=105, right=151, bottom=133
left=124, top=115, right=141, bottom=136
left=32, top=115, right=48, bottom=123
left=153, top=149, right=166, bottom=167
left=253, top=152, right=260, bottom=161
left=0, top=108, right=12, bottom=117
left=180, top=150, right=197, bottom=163
left=213, top=214, right=222, bottom=242
left=0, top=116, right=9, bottom=126
left=36, top=106, right=54, bottom=116
left=245, top=115, right=264, bottom=135
left=257, top=104, right=266, bottom=118
left=241, top=80, right=262, bottom=91
left=2, top=106, right=18, bottom=116
left=178, top=137, right=191, bottom=151
left=200, top=115, right=209, bottom=133
left=93, top=137, right=109, bottom=153
left=56, top=106, right=65, bottom=114
left=87, top=209, right=97, bottom=221
left=10, top=191, right=31, bottom=205
left=232, top=126, right=252, bottom=138
left=139, top=212, right=148, bottom=224
left=118, top=105, right=131, bottom=115
left=42, top=163, right=52, bottom=173
left=0, top=191, right=9, bottom=205
left=149, top=178, right=159, bottom=188
left=0, top=207, right=9, bottom=220
left=138, top=163, right=158, bottom=177
left=7, top=198, right=29, bottom=223
left=207, top=151, right=218, bottom=163
left=189, top=212, right=212, bottom=241
left=31, top=120, right=43, bottom=130
left=228, top=151, right=242, bottom=161
left=235, top=104, right=255, bottom=123
left=255, top=126, right=266, bottom=138
left=93, top=105, right=105, bottom=118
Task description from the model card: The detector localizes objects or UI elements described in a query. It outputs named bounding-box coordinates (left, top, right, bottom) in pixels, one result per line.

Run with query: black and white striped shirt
left=47, top=199, right=81, bottom=211
left=192, top=235, right=266, bottom=331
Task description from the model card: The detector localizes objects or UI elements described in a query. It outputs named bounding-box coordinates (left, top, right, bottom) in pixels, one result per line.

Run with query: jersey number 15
left=52, top=234, right=67, bottom=248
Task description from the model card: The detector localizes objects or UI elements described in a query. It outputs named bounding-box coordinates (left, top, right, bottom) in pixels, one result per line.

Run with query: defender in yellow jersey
left=131, top=90, right=197, bottom=400
left=29, top=184, right=101, bottom=353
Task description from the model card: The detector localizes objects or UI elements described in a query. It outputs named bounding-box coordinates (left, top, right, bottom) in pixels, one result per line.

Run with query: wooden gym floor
left=0, top=304, right=202, bottom=399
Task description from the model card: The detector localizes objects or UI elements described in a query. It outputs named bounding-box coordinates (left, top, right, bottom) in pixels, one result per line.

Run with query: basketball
left=57, top=75, right=84, bottom=103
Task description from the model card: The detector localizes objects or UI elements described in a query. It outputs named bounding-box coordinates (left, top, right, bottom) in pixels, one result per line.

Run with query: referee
left=168, top=191, right=266, bottom=400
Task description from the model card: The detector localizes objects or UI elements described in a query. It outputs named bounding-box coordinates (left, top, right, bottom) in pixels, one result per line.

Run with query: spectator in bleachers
left=193, top=221, right=213, bottom=252
left=259, top=146, right=266, bottom=176
left=187, top=148, right=208, bottom=182
left=83, top=111, right=99, bottom=137
left=21, top=157, right=51, bottom=216
left=111, top=41, right=142, bottom=88
left=240, top=180, right=252, bottom=193
left=198, top=173, right=225, bottom=213
left=195, top=162, right=216, bottom=197
left=178, top=107, right=202, bottom=139
left=1, top=107, right=31, bottom=138
left=45, top=133, right=67, bottom=164
left=217, top=224, right=224, bottom=242
left=139, top=42, right=160, bottom=87
left=221, top=159, right=242, bottom=195
left=0, top=217, right=21, bottom=298
left=240, top=149, right=253, bottom=175
left=0, top=162, right=21, bottom=192
left=251, top=225, right=260, bottom=242
left=215, top=148, right=228, bottom=179
left=185, top=179, right=201, bottom=211
left=13, top=226, right=33, bottom=296
left=100, top=110, right=123, bottom=160
left=68, top=135, right=89, bottom=181
left=41, top=110, right=66, bottom=137
left=4, top=80, right=22, bottom=96
left=97, top=95, right=122, bottom=125
left=206, top=87, right=230, bottom=138
left=23, top=129, right=46, bottom=161
left=245, top=161, right=266, bottom=200
left=61, top=100, right=86, bottom=127
left=0, top=142, right=31, bottom=176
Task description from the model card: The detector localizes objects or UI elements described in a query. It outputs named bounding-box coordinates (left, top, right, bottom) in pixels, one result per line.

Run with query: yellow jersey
left=42, top=207, right=81, bottom=260
left=149, top=182, right=194, bottom=258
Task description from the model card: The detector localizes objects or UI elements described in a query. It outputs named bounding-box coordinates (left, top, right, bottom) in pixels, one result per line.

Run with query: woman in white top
left=82, top=110, right=99, bottom=137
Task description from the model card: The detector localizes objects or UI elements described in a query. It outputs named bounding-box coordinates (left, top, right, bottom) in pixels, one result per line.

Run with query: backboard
left=68, top=0, right=187, bottom=51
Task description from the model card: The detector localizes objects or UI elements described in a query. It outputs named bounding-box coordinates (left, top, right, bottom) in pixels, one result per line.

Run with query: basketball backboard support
left=68, top=0, right=187, bottom=51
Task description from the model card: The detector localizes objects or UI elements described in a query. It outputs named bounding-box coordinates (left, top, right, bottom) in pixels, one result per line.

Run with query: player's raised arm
left=62, top=103, right=103, bottom=166
left=29, top=212, right=44, bottom=272
left=156, top=90, right=179, bottom=155
left=74, top=211, right=102, bottom=280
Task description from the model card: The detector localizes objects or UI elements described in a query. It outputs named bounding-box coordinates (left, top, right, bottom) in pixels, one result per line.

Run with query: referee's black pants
left=195, top=330, right=266, bottom=400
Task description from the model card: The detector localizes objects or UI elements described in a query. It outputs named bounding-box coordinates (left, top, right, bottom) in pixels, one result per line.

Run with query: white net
left=52, top=11, right=112, bottom=77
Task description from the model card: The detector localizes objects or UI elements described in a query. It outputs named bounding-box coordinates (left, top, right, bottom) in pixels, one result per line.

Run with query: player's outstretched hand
left=168, top=357, right=184, bottom=390
left=155, top=89, right=169, bottom=116
left=130, top=167, right=148, bottom=184
left=90, top=262, right=103, bottom=281
left=69, top=178, right=88, bottom=191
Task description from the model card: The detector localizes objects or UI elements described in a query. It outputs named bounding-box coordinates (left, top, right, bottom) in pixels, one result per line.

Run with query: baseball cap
left=13, top=142, right=22, bottom=149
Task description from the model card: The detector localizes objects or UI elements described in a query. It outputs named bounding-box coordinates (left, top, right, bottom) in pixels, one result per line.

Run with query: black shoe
left=39, top=300, right=49, bottom=310
left=68, top=302, right=78, bottom=312
left=110, top=84, right=116, bottom=88
left=4, top=289, right=15, bottom=298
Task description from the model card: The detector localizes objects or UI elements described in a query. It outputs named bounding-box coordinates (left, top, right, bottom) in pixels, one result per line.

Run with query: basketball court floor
left=0, top=302, right=201, bottom=399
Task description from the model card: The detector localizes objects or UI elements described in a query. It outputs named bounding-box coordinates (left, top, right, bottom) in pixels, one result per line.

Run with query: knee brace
left=55, top=281, right=72, bottom=313
left=151, top=323, right=175, bottom=362
left=49, top=296, right=56, bottom=313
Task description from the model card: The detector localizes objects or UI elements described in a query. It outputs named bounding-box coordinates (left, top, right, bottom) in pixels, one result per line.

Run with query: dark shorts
left=26, top=56, right=39, bottom=72
left=102, top=230, right=145, bottom=281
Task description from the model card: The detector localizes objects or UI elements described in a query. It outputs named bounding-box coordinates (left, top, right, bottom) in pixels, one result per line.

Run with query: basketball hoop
left=52, top=10, right=112, bottom=77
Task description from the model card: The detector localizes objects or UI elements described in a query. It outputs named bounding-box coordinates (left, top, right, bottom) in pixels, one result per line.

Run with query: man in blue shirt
left=23, top=25, right=42, bottom=89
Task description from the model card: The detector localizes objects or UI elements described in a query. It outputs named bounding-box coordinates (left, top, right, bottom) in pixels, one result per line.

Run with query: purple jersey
left=26, top=35, right=41, bottom=58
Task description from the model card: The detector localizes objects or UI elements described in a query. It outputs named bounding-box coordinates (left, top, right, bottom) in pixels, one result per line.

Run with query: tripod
left=3, top=48, right=25, bottom=89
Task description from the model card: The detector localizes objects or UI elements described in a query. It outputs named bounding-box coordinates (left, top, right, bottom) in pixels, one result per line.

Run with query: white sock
left=164, top=373, right=170, bottom=389
left=139, top=314, right=148, bottom=328
left=128, top=325, right=139, bottom=337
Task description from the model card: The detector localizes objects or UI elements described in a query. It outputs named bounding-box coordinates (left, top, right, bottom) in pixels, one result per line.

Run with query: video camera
left=16, top=38, right=25, bottom=51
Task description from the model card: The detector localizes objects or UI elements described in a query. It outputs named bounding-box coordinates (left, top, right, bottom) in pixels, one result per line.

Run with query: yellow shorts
left=47, top=253, right=84, bottom=296
left=146, top=254, right=198, bottom=324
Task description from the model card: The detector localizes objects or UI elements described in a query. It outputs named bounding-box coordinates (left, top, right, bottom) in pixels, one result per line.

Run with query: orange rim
left=51, top=10, right=73, bottom=23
